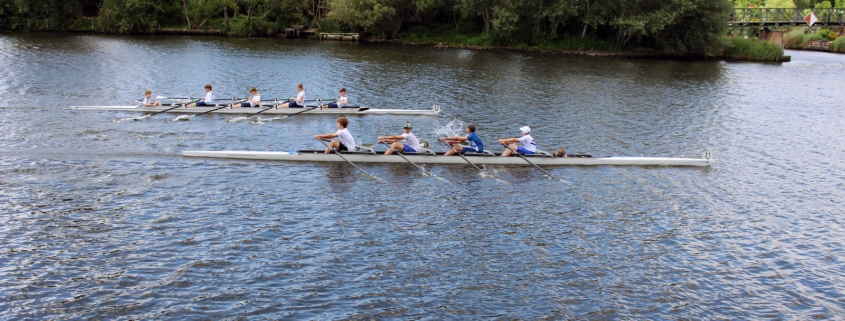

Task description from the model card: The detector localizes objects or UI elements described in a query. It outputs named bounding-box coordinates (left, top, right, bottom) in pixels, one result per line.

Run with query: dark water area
left=1, top=33, right=844, bottom=319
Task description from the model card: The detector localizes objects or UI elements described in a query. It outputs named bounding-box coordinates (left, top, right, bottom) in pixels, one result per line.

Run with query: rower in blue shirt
left=439, top=123, right=483, bottom=156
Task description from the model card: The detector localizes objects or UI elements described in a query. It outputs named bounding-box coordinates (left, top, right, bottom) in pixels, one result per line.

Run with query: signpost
left=804, top=12, right=818, bottom=26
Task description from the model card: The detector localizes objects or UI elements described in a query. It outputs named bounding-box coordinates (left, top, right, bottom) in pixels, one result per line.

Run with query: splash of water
left=228, top=116, right=249, bottom=123
left=479, top=164, right=509, bottom=184
left=432, top=118, right=465, bottom=138
left=251, top=116, right=284, bottom=124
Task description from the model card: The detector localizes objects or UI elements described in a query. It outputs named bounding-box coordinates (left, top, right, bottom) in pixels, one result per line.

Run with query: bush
left=783, top=30, right=804, bottom=48
left=831, top=37, right=845, bottom=53
left=721, top=36, right=784, bottom=61
left=227, top=17, right=277, bottom=37
left=317, top=18, right=340, bottom=33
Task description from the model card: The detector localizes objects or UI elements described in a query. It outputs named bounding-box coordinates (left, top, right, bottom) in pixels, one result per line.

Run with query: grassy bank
left=719, top=37, right=785, bottom=61
left=399, top=25, right=622, bottom=52
left=398, top=25, right=787, bottom=61
left=784, top=28, right=844, bottom=53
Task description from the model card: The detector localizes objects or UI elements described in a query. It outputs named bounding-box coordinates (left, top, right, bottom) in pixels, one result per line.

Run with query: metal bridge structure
left=730, top=8, right=845, bottom=28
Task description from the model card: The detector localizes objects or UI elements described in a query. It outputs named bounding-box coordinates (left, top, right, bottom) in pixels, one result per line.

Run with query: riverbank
left=784, top=29, right=845, bottom=53
left=377, top=37, right=790, bottom=62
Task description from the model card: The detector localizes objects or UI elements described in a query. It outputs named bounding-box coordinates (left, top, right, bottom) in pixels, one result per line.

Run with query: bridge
left=731, top=8, right=845, bottom=28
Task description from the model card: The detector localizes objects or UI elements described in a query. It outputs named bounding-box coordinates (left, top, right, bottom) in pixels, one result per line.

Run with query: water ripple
left=0, top=34, right=844, bottom=320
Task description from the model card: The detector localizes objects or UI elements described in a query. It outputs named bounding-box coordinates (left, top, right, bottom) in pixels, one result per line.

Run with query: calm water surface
left=1, top=33, right=844, bottom=319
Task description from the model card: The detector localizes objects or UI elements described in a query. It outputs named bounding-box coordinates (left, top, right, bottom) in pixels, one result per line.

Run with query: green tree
left=652, top=0, right=733, bottom=54
left=491, top=2, right=519, bottom=41
left=327, top=0, right=436, bottom=38
left=100, top=0, right=165, bottom=33
left=327, top=0, right=394, bottom=35
left=766, top=0, right=796, bottom=7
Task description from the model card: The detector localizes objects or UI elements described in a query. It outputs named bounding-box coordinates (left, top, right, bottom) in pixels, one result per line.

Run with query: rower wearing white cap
left=499, top=126, right=536, bottom=157
left=378, top=122, right=420, bottom=155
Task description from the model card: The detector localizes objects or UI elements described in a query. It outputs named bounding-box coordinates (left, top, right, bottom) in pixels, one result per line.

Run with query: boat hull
left=67, top=105, right=441, bottom=116
left=182, top=150, right=716, bottom=166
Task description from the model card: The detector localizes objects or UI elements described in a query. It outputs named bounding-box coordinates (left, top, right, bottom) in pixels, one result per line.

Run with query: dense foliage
left=720, top=36, right=784, bottom=60
left=6, top=0, right=840, bottom=57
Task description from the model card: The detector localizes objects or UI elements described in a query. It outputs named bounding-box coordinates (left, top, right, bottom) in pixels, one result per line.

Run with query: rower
left=323, top=88, right=348, bottom=108
left=499, top=126, right=536, bottom=157
left=142, top=90, right=162, bottom=107
left=378, top=122, right=420, bottom=155
left=439, top=124, right=483, bottom=156
left=279, top=83, right=306, bottom=108
left=233, top=87, right=261, bottom=107
left=314, top=117, right=356, bottom=153
left=187, top=84, right=215, bottom=106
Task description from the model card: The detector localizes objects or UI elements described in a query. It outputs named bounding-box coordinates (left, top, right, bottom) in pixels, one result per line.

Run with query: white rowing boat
left=67, top=103, right=442, bottom=116
left=182, top=149, right=716, bottom=166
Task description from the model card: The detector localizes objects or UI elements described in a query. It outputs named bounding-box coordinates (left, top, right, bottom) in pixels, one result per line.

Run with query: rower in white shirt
left=378, top=123, right=421, bottom=155
left=314, top=117, right=356, bottom=153
left=499, top=126, right=536, bottom=157
left=142, top=90, right=162, bottom=107
left=233, top=87, right=261, bottom=107
left=279, top=83, right=306, bottom=108
left=323, top=88, right=348, bottom=108
left=187, top=84, right=215, bottom=106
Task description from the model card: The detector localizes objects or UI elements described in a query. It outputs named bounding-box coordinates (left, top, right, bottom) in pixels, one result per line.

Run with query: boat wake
left=228, top=116, right=249, bottom=123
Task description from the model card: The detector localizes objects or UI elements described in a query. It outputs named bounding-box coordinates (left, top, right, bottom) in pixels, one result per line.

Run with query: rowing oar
left=381, top=141, right=448, bottom=182
left=501, top=143, right=571, bottom=184
left=155, top=95, right=192, bottom=100
left=317, top=138, right=383, bottom=182
left=173, top=99, right=245, bottom=121
left=228, top=100, right=289, bottom=123
left=440, top=138, right=482, bottom=171
left=280, top=99, right=334, bottom=117
left=134, top=99, right=198, bottom=121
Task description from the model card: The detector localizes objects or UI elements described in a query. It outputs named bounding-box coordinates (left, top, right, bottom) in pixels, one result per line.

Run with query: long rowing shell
left=68, top=104, right=442, bottom=116
left=181, top=150, right=716, bottom=166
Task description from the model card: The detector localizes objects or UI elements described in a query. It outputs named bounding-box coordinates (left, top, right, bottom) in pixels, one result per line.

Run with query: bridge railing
left=730, top=8, right=845, bottom=27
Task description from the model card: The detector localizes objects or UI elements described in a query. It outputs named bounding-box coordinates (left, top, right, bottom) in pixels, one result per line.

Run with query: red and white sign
left=805, top=12, right=818, bottom=26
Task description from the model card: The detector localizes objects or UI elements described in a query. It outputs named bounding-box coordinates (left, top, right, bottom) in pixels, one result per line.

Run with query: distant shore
left=374, top=39, right=791, bottom=62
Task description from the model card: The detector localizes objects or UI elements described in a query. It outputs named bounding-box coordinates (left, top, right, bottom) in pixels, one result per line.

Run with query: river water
left=1, top=33, right=844, bottom=319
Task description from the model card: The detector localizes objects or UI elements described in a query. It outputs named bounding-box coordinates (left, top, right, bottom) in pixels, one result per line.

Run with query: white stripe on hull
left=182, top=150, right=715, bottom=166
left=68, top=105, right=440, bottom=115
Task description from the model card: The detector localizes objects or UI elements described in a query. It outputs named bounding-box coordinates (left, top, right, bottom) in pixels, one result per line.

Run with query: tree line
left=0, top=0, right=839, bottom=54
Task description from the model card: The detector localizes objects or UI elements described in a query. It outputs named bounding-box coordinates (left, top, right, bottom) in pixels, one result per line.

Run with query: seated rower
left=233, top=87, right=261, bottom=107
left=279, top=83, right=306, bottom=108
left=378, top=123, right=420, bottom=155
left=314, top=117, right=356, bottom=154
left=499, top=126, right=536, bottom=157
left=187, top=84, right=215, bottom=106
left=142, top=90, right=162, bottom=107
left=439, top=124, right=483, bottom=156
left=323, top=88, right=348, bottom=108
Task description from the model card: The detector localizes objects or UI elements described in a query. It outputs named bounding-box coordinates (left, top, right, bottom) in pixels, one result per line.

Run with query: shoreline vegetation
left=3, top=0, right=840, bottom=61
